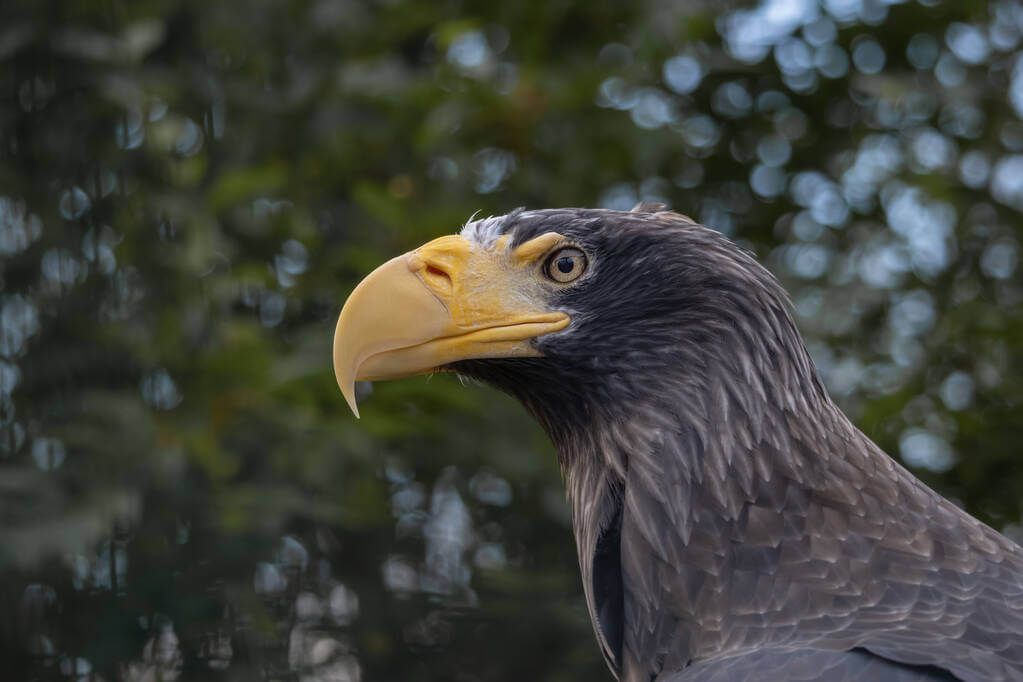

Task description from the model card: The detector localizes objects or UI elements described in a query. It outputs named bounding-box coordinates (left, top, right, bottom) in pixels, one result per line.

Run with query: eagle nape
left=333, top=204, right=1023, bottom=682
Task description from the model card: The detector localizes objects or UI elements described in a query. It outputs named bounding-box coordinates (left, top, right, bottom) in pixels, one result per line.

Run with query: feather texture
left=453, top=208, right=1023, bottom=682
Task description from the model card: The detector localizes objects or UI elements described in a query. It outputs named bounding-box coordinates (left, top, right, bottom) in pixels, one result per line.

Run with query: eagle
left=332, top=205, right=1023, bottom=681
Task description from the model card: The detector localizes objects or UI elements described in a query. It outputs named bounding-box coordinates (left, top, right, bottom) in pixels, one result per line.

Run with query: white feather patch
left=459, top=213, right=508, bottom=248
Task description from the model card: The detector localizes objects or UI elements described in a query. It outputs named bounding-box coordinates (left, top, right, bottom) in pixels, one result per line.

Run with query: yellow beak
left=333, top=234, right=570, bottom=416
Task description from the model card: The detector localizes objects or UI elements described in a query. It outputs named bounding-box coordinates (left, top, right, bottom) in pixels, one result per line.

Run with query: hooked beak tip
left=347, top=394, right=361, bottom=420
left=334, top=314, right=362, bottom=419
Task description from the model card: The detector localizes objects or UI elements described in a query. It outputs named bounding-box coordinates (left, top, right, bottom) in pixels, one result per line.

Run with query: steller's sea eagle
left=332, top=205, right=1023, bottom=681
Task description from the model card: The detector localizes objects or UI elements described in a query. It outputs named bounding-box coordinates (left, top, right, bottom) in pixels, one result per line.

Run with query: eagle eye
left=544, top=247, right=587, bottom=283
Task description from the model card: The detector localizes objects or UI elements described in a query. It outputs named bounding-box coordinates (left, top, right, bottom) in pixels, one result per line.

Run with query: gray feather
left=452, top=208, right=1023, bottom=682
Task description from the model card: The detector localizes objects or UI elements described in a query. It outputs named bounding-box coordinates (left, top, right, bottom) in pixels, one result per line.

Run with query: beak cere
left=333, top=234, right=570, bottom=417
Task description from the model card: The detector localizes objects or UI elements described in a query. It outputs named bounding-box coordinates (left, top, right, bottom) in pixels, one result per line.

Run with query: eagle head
left=334, top=206, right=820, bottom=453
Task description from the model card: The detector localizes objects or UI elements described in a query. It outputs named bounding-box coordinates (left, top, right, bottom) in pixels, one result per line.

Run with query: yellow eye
left=544, top=247, right=587, bottom=283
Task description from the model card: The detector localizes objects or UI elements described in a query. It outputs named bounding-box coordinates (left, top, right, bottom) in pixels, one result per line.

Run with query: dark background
left=1, top=0, right=1022, bottom=680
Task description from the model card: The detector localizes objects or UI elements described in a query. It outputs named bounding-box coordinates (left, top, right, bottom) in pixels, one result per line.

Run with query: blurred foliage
left=0, top=0, right=1022, bottom=680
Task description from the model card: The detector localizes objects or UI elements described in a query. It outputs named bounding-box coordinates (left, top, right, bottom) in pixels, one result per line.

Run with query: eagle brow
left=512, top=232, right=565, bottom=263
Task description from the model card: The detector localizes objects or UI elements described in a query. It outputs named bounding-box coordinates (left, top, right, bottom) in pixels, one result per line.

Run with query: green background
left=1, top=0, right=1021, bottom=679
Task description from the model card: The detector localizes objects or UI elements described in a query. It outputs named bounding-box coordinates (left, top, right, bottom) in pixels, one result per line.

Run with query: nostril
left=423, top=264, right=452, bottom=293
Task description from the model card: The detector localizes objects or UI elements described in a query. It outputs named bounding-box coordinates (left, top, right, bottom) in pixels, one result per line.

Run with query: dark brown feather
left=452, top=209, right=1023, bottom=682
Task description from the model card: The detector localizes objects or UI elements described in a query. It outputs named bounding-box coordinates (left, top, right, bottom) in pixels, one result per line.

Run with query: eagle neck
left=550, top=333, right=864, bottom=679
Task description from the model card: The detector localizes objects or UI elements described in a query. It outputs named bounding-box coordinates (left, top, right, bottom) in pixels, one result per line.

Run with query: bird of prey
left=332, top=205, right=1023, bottom=681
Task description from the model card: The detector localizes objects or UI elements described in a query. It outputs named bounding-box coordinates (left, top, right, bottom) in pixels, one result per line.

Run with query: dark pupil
left=556, top=256, right=575, bottom=274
